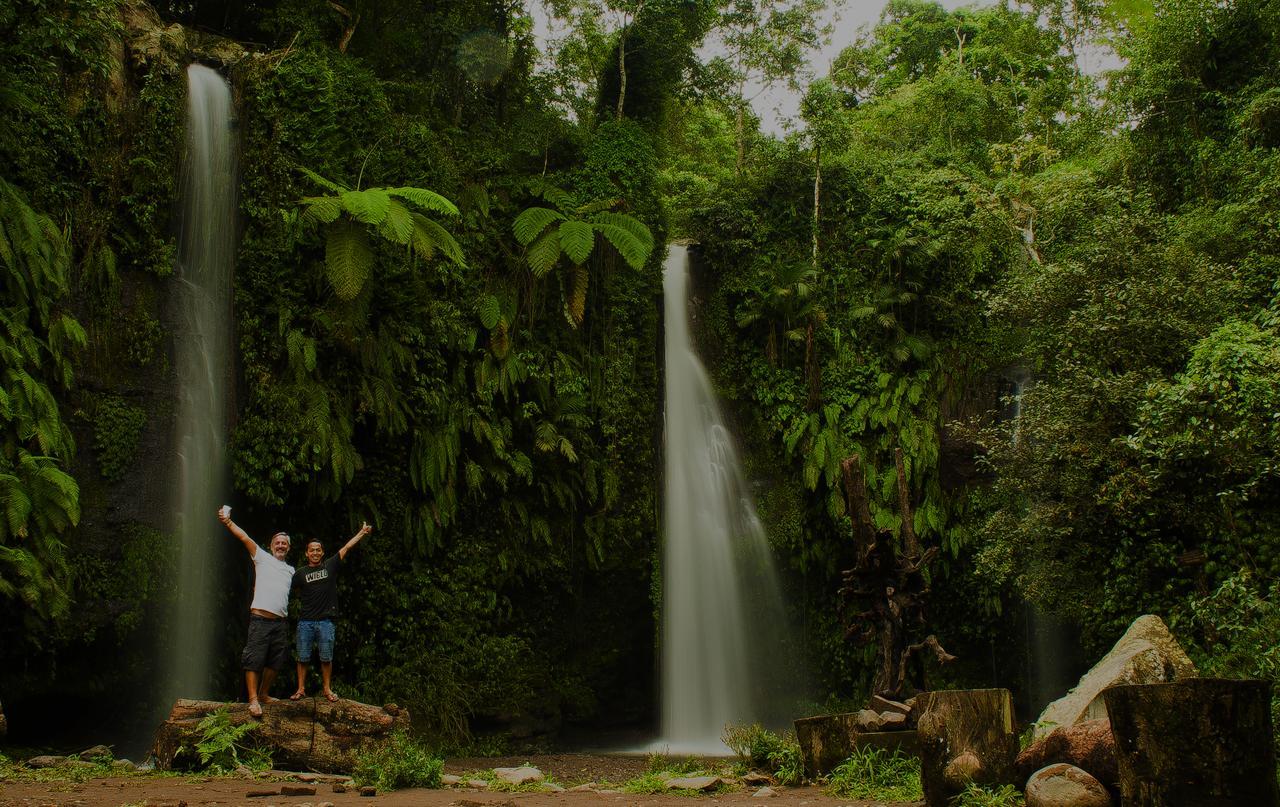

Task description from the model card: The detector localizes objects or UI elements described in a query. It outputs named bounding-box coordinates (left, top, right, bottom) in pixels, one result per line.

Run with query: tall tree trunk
left=812, top=143, right=821, bottom=267
left=616, top=31, right=627, bottom=121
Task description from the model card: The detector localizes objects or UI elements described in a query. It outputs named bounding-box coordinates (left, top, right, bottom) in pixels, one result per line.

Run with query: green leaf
left=410, top=214, right=466, bottom=267
left=477, top=294, right=502, bottom=330
left=296, top=166, right=347, bottom=193
left=340, top=189, right=391, bottom=225
left=387, top=187, right=460, bottom=217
left=378, top=199, right=414, bottom=245
left=513, top=206, right=565, bottom=246
left=558, top=220, right=595, bottom=265
left=592, top=222, right=649, bottom=269
left=593, top=211, right=653, bottom=253
left=527, top=229, right=561, bottom=277
left=325, top=219, right=374, bottom=300
left=299, top=196, right=342, bottom=225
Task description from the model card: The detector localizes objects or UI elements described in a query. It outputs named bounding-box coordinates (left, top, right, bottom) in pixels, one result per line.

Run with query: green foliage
left=89, top=395, right=147, bottom=482
left=955, top=783, right=1025, bottom=807
left=180, top=708, right=271, bottom=773
left=721, top=723, right=803, bottom=784
left=1177, top=571, right=1280, bottom=743
left=825, top=746, right=922, bottom=801
left=352, top=732, right=443, bottom=791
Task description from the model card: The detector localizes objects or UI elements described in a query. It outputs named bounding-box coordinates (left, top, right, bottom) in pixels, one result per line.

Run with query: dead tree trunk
left=838, top=452, right=954, bottom=698
left=1103, top=679, right=1279, bottom=806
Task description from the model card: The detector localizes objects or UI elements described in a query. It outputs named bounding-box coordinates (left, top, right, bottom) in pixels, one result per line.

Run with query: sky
left=735, top=0, right=984, bottom=134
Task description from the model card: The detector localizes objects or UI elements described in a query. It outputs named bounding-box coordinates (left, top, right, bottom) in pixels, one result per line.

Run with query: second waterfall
left=659, top=244, right=795, bottom=752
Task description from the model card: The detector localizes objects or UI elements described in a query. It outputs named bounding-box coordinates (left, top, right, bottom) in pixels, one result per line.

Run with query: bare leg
left=245, top=670, right=263, bottom=716
left=321, top=661, right=337, bottom=701
left=259, top=667, right=278, bottom=702
left=291, top=662, right=308, bottom=699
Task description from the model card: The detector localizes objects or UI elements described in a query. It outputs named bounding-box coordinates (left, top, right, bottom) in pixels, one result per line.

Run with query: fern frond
left=592, top=211, right=653, bottom=254
left=410, top=214, right=466, bottom=267
left=378, top=198, right=415, bottom=245
left=558, top=220, right=595, bottom=265
left=565, top=264, right=588, bottom=327
left=513, top=206, right=565, bottom=246
left=340, top=189, right=391, bottom=226
left=299, top=196, right=342, bottom=226
left=296, top=166, right=348, bottom=193
left=526, top=229, right=561, bottom=277
left=387, top=187, right=460, bottom=217
left=325, top=219, right=374, bottom=300
left=592, top=222, right=649, bottom=270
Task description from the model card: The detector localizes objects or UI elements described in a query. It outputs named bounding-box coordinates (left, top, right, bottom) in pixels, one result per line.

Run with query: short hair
left=271, top=531, right=291, bottom=547
left=306, top=539, right=324, bottom=550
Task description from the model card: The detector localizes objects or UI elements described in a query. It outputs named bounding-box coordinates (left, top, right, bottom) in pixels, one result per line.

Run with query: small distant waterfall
left=658, top=244, right=791, bottom=752
left=167, top=64, right=237, bottom=702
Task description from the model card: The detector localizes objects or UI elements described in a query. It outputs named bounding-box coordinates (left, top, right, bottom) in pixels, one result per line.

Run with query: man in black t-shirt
left=289, top=521, right=372, bottom=702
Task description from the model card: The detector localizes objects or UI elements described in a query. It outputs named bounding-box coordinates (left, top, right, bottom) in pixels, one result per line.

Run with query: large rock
left=1033, top=615, right=1196, bottom=740
left=1017, top=719, right=1117, bottom=789
left=153, top=698, right=409, bottom=774
left=1025, top=764, right=1112, bottom=807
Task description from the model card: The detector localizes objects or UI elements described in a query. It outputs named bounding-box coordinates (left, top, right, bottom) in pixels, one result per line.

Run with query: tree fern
left=293, top=168, right=466, bottom=301
left=511, top=183, right=654, bottom=328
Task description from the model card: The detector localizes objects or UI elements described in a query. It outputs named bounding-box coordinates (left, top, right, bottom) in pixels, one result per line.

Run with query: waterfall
left=167, top=64, right=237, bottom=702
left=658, top=244, right=792, bottom=753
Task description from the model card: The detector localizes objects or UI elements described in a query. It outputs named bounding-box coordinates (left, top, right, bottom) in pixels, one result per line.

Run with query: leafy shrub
left=722, top=723, right=803, bottom=784
left=955, top=783, right=1025, bottom=806
left=646, top=753, right=706, bottom=775
left=825, top=746, right=922, bottom=801
left=1178, top=571, right=1280, bottom=744
left=352, top=732, right=443, bottom=791
left=180, top=708, right=271, bottom=773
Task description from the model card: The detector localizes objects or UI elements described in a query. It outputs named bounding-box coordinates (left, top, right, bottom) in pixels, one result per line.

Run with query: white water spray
left=168, top=64, right=236, bottom=701
left=658, top=244, right=791, bottom=753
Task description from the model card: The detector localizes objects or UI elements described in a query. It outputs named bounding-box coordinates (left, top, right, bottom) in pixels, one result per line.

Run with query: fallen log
left=1103, top=679, right=1279, bottom=806
left=153, top=698, right=410, bottom=774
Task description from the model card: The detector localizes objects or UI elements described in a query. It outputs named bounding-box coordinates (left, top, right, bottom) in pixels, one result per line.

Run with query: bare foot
left=248, top=700, right=263, bottom=718
left=289, top=690, right=306, bottom=701
left=324, top=690, right=339, bottom=702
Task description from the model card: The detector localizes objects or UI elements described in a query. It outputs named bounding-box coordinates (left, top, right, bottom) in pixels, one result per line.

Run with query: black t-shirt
left=293, top=555, right=342, bottom=621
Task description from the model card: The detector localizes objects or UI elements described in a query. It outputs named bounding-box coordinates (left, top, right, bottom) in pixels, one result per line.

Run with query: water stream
left=657, top=244, right=792, bottom=753
left=166, top=64, right=237, bottom=703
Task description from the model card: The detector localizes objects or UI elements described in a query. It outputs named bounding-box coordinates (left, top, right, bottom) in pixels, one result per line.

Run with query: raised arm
left=218, top=506, right=257, bottom=557
left=338, top=521, right=372, bottom=560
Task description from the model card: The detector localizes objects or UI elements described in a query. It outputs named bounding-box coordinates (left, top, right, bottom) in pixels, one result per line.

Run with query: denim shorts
left=296, top=619, right=336, bottom=663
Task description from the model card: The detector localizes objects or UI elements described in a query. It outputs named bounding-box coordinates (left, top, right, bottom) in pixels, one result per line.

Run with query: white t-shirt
left=250, top=548, right=294, bottom=617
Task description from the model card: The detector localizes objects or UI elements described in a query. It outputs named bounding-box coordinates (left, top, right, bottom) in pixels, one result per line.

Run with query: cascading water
left=658, top=244, right=792, bottom=753
left=167, top=64, right=237, bottom=703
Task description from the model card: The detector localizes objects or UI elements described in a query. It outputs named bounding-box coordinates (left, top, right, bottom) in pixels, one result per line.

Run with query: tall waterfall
left=168, top=64, right=237, bottom=702
left=659, top=244, right=792, bottom=752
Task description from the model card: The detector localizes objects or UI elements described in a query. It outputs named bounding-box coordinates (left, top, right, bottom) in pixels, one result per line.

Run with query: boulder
left=855, top=709, right=884, bottom=731
left=153, top=698, right=410, bottom=774
left=753, top=786, right=778, bottom=797
left=27, top=755, right=66, bottom=768
left=1033, top=615, right=1195, bottom=740
left=665, top=776, right=722, bottom=791
left=1025, top=764, right=1111, bottom=807
left=79, top=744, right=113, bottom=760
left=1017, top=719, right=1117, bottom=789
left=880, top=712, right=908, bottom=730
left=493, top=765, right=543, bottom=785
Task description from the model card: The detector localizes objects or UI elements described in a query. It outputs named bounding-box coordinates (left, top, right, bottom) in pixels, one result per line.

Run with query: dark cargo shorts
left=241, top=615, right=289, bottom=672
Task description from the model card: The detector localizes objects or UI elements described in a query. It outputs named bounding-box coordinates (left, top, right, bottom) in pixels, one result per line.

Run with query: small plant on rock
left=352, top=731, right=443, bottom=791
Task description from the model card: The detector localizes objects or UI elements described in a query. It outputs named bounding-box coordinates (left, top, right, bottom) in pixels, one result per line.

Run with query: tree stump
left=794, top=713, right=920, bottom=779
left=1102, top=679, right=1279, bottom=806
left=153, top=698, right=410, bottom=774
left=915, top=689, right=1018, bottom=806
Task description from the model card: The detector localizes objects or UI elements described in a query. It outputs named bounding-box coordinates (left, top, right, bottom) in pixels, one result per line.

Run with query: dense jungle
left=1, top=0, right=1278, bottom=759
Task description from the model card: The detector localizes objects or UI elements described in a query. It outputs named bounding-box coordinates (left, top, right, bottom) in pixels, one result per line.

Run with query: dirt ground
left=0, top=754, right=923, bottom=807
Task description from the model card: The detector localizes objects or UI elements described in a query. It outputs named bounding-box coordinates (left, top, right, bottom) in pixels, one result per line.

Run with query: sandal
left=289, top=690, right=306, bottom=701
left=248, top=700, right=263, bottom=718
left=324, top=691, right=339, bottom=703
